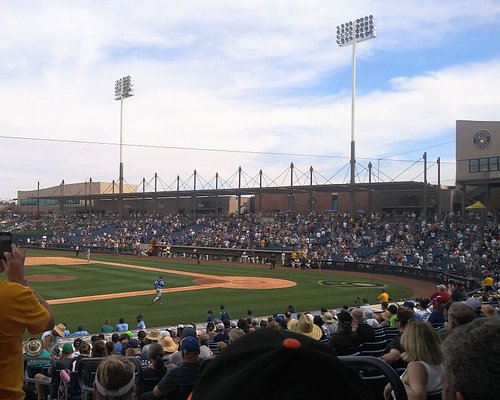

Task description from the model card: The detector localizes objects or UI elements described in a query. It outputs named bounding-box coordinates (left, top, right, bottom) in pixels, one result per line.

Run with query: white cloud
left=0, top=1, right=499, bottom=198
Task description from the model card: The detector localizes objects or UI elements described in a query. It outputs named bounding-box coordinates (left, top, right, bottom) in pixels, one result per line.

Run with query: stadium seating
left=339, top=355, right=408, bottom=400
left=335, top=344, right=363, bottom=356
left=361, top=339, right=388, bottom=358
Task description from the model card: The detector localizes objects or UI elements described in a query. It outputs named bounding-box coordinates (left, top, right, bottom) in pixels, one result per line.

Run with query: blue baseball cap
left=181, top=336, right=200, bottom=353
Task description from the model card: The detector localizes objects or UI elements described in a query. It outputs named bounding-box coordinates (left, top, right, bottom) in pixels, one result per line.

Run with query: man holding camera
left=0, top=244, right=55, bottom=400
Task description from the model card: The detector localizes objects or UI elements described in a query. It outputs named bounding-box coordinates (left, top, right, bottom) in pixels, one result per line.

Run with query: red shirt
left=430, top=290, right=451, bottom=303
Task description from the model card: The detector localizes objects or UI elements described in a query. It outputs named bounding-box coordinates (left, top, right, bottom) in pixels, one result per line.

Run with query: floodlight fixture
left=336, top=15, right=376, bottom=47
left=114, top=75, right=134, bottom=100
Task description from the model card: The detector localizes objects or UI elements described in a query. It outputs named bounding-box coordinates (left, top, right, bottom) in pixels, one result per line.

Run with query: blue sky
left=1, top=0, right=500, bottom=199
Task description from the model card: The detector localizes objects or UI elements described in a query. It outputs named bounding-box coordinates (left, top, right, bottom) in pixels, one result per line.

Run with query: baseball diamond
left=17, top=251, right=436, bottom=334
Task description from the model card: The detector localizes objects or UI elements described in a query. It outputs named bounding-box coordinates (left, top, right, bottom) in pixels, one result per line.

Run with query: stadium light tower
left=336, top=15, right=376, bottom=214
left=114, top=75, right=134, bottom=218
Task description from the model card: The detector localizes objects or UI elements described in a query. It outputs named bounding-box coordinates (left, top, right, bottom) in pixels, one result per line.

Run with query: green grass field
left=9, top=250, right=413, bottom=334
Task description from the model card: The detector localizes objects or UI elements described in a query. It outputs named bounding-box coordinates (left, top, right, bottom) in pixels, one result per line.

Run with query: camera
left=0, top=232, right=12, bottom=260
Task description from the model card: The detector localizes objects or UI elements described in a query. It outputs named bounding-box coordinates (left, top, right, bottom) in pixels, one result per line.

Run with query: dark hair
left=91, top=340, right=108, bottom=357
left=192, top=329, right=373, bottom=400
left=148, top=343, right=167, bottom=376
left=417, top=298, right=429, bottom=309
left=388, top=304, right=398, bottom=315
left=237, top=318, right=250, bottom=332
left=105, top=341, right=114, bottom=355
left=396, top=309, right=414, bottom=327
left=111, top=333, right=120, bottom=343
left=119, top=318, right=125, bottom=324
left=79, top=341, right=91, bottom=356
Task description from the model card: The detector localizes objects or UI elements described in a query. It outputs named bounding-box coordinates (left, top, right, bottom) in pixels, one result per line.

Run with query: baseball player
left=152, top=276, right=165, bottom=305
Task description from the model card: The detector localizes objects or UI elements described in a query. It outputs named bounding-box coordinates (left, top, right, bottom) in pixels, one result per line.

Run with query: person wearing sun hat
left=321, top=311, right=338, bottom=337
left=141, top=328, right=162, bottom=360
left=41, top=322, right=66, bottom=354
left=168, top=325, right=199, bottom=365
left=190, top=328, right=372, bottom=400
left=23, top=339, right=51, bottom=371
left=287, top=313, right=323, bottom=340
left=160, top=336, right=179, bottom=353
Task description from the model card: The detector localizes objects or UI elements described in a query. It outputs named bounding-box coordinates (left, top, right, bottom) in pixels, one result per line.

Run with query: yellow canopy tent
left=466, top=201, right=486, bottom=210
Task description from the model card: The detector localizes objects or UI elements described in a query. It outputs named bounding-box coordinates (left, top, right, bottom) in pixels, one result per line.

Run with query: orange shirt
left=0, top=281, right=50, bottom=400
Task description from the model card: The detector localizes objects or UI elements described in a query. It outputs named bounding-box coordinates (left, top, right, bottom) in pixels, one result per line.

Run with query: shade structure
left=466, top=201, right=486, bottom=210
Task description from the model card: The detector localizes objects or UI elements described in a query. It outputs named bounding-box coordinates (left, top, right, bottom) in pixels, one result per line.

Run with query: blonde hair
left=400, top=320, right=443, bottom=365
left=94, top=355, right=135, bottom=400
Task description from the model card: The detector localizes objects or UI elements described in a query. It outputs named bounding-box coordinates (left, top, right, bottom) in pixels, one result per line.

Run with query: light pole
left=114, top=75, right=134, bottom=218
left=336, top=15, right=376, bottom=215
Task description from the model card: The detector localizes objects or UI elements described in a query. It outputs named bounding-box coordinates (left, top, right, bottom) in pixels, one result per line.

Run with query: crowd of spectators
left=21, top=286, right=500, bottom=400
left=0, top=232, right=497, bottom=399
left=3, top=210, right=500, bottom=281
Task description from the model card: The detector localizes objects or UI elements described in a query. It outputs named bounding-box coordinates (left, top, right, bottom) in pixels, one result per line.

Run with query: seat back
left=24, top=357, right=53, bottom=399
left=177, top=383, right=195, bottom=400
left=208, top=341, right=220, bottom=356
left=427, top=389, right=442, bottom=400
left=362, top=340, right=388, bottom=357
left=339, top=355, right=408, bottom=400
left=137, top=376, right=162, bottom=397
left=384, top=328, right=399, bottom=340
left=158, top=383, right=196, bottom=400
left=336, top=344, right=363, bottom=356
left=77, top=357, right=104, bottom=399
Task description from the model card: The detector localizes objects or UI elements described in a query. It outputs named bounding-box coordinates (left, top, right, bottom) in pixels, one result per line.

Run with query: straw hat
left=146, top=328, right=162, bottom=341
left=24, top=339, right=44, bottom=357
left=287, top=314, right=322, bottom=340
left=53, top=323, right=66, bottom=337
left=160, top=336, right=179, bottom=353
left=322, top=312, right=335, bottom=323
